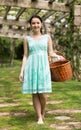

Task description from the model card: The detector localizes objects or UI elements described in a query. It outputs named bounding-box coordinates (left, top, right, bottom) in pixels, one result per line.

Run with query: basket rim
left=50, top=60, right=71, bottom=69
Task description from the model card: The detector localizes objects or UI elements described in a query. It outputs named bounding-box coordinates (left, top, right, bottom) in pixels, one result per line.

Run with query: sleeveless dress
left=22, top=34, right=52, bottom=94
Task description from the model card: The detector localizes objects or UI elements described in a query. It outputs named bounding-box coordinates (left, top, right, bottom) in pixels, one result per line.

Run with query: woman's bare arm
left=48, top=35, right=57, bottom=57
left=19, top=38, right=28, bottom=82
left=48, top=35, right=65, bottom=60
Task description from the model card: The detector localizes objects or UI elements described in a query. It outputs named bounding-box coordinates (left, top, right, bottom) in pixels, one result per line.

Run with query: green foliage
left=76, top=0, right=81, bottom=4
left=0, top=37, right=11, bottom=60
left=56, top=25, right=81, bottom=57
left=15, top=40, right=23, bottom=60
left=54, top=2, right=81, bottom=80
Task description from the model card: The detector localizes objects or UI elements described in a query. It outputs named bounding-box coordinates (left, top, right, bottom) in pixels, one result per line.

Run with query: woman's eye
left=32, top=22, right=35, bottom=24
left=32, top=22, right=40, bottom=25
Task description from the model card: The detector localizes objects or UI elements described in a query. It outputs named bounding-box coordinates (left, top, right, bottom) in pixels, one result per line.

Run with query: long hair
left=29, top=15, right=43, bottom=24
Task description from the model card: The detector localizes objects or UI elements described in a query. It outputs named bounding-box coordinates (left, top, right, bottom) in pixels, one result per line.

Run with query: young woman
left=19, top=15, right=64, bottom=124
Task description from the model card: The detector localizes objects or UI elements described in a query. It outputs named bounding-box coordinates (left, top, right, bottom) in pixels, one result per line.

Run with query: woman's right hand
left=19, top=73, right=23, bottom=82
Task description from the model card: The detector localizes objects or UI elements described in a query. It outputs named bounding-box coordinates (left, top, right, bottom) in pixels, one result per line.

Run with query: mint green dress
left=22, top=34, right=52, bottom=94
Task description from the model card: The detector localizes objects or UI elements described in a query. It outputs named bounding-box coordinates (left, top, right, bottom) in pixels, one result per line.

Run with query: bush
left=15, top=41, right=23, bottom=60
left=0, top=37, right=11, bottom=61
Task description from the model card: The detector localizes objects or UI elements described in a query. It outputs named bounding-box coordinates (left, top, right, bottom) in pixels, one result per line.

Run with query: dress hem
left=22, top=91, right=52, bottom=94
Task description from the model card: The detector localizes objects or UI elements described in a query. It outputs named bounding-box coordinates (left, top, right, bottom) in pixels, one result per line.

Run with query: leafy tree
left=0, top=37, right=11, bottom=61
left=54, top=2, right=81, bottom=80
left=15, top=39, right=23, bottom=60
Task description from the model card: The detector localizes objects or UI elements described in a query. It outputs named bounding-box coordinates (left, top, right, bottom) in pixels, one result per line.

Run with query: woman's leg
left=32, top=94, right=43, bottom=124
left=38, top=93, right=47, bottom=118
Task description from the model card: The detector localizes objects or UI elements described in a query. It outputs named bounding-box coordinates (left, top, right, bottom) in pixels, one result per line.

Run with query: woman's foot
left=37, top=118, right=44, bottom=125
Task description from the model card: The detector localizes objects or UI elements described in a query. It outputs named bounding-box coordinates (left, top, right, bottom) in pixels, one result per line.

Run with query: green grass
left=0, top=60, right=81, bottom=130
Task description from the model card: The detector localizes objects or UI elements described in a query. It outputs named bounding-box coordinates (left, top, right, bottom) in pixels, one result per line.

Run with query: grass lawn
left=0, top=60, right=81, bottom=130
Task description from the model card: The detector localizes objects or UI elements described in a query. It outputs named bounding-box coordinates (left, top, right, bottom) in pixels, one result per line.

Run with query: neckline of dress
left=30, top=34, right=46, bottom=41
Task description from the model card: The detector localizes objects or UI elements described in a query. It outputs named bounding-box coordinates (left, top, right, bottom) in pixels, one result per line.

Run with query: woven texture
left=50, top=60, right=72, bottom=82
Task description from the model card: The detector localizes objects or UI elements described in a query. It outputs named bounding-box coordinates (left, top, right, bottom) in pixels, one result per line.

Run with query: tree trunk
left=10, top=38, right=15, bottom=67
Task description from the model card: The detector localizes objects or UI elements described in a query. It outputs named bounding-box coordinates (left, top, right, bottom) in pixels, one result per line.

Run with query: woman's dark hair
left=29, top=15, right=43, bottom=24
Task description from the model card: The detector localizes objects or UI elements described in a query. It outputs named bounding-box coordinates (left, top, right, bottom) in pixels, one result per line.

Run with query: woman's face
left=31, top=17, right=42, bottom=33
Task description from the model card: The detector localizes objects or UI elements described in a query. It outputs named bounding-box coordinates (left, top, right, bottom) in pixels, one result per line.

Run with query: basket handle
left=55, top=51, right=65, bottom=58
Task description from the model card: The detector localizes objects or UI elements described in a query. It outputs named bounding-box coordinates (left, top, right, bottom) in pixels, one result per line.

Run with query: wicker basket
left=50, top=60, right=72, bottom=82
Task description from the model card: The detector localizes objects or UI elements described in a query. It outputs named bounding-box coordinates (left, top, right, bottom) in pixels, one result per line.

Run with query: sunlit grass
left=0, top=60, right=81, bottom=130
